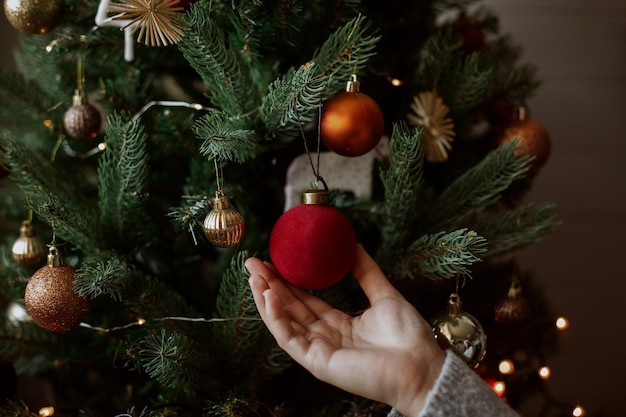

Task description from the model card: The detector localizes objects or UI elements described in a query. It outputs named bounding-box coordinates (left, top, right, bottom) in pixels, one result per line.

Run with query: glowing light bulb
left=43, top=119, right=53, bottom=128
left=137, top=318, right=146, bottom=325
left=572, top=405, right=585, bottom=417
left=538, top=366, right=551, bottom=379
left=39, top=406, right=55, bottom=416
left=498, top=359, right=514, bottom=375
left=390, top=78, right=403, bottom=86
left=98, top=142, right=107, bottom=151
left=556, top=316, right=570, bottom=330
left=491, top=381, right=506, bottom=397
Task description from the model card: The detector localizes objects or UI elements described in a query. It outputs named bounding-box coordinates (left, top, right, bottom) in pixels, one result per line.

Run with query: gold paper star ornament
left=407, top=91, right=456, bottom=163
left=109, top=0, right=186, bottom=47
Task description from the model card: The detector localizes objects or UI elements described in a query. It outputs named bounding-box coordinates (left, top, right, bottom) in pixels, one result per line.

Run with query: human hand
left=245, top=244, right=445, bottom=417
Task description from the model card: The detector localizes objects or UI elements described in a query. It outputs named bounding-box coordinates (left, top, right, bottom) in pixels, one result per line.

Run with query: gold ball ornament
left=63, top=90, right=102, bottom=141
left=497, top=115, right=551, bottom=175
left=3, top=0, right=63, bottom=34
left=11, top=220, right=46, bottom=269
left=320, top=75, right=384, bottom=157
left=24, top=246, right=91, bottom=332
left=202, top=190, right=245, bottom=247
left=430, top=293, right=487, bottom=368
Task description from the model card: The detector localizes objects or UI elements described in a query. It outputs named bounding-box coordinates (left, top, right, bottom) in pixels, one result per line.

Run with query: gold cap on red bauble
left=24, top=246, right=91, bottom=332
left=320, top=75, right=384, bottom=157
left=496, top=110, right=551, bottom=174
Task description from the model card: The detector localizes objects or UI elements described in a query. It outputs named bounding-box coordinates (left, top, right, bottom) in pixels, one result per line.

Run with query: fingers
left=351, top=244, right=403, bottom=304
left=245, top=257, right=334, bottom=327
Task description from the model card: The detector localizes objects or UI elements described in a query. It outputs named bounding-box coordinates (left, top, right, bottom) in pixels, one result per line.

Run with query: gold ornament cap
left=446, top=293, right=462, bottom=318
left=345, top=74, right=361, bottom=93
left=46, top=245, right=63, bottom=267
left=302, top=189, right=330, bottom=205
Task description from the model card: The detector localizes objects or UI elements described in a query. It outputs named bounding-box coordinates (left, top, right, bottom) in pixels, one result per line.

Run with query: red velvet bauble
left=321, top=89, right=384, bottom=157
left=269, top=194, right=357, bottom=289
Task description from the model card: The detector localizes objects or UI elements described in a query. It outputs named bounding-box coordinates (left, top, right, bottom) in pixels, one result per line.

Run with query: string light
left=79, top=315, right=262, bottom=333
left=488, top=380, right=506, bottom=398
left=498, top=359, right=514, bottom=375
left=38, top=406, right=55, bottom=416
left=538, top=366, right=551, bottom=379
left=572, top=405, right=585, bottom=417
left=556, top=316, right=570, bottom=330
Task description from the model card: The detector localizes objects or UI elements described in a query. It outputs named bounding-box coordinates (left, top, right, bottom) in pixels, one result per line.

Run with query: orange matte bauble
left=497, top=113, right=551, bottom=175
left=321, top=76, right=384, bottom=157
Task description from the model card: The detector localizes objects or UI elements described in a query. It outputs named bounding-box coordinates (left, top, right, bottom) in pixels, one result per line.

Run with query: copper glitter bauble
left=202, top=191, right=245, bottom=247
left=430, top=293, right=487, bottom=368
left=11, top=220, right=46, bottom=269
left=63, top=90, right=102, bottom=141
left=321, top=75, right=384, bottom=157
left=24, top=246, right=91, bottom=332
left=497, top=116, right=551, bottom=174
left=3, top=0, right=63, bottom=34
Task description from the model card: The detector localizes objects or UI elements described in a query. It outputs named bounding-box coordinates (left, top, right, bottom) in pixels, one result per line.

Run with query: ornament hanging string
left=294, top=103, right=328, bottom=191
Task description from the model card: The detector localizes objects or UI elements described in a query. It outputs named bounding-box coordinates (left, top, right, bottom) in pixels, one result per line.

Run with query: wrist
left=394, top=344, right=445, bottom=417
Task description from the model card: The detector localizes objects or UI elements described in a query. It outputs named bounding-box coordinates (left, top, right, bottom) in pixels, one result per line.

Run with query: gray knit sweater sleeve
left=388, top=350, right=519, bottom=417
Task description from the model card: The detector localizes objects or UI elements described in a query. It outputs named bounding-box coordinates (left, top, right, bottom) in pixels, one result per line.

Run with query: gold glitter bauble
left=3, top=0, right=63, bottom=34
left=24, top=247, right=91, bottom=332
left=202, top=191, right=245, bottom=247
left=11, top=220, right=46, bottom=269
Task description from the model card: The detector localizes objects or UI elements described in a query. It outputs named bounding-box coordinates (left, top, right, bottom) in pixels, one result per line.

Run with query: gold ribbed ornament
left=11, top=220, right=46, bottom=269
left=202, top=190, right=245, bottom=247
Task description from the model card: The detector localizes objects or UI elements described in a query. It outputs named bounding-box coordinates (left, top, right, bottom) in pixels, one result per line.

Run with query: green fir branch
left=474, top=202, right=559, bottom=258
left=214, top=251, right=285, bottom=380
left=168, top=195, right=212, bottom=246
left=395, top=228, right=488, bottom=280
left=418, top=29, right=493, bottom=112
left=193, top=111, right=259, bottom=164
left=179, top=6, right=256, bottom=116
left=0, top=136, right=102, bottom=251
left=310, top=14, right=380, bottom=92
left=74, top=255, right=133, bottom=301
left=378, top=122, right=424, bottom=260
left=259, top=63, right=326, bottom=141
left=0, top=69, right=54, bottom=128
left=138, top=328, right=199, bottom=389
left=97, top=112, right=149, bottom=245
left=424, top=140, right=532, bottom=231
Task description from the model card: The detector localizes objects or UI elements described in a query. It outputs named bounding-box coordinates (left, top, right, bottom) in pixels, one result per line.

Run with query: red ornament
left=269, top=190, right=357, bottom=289
left=496, top=112, right=551, bottom=175
left=451, top=12, right=486, bottom=53
left=321, top=75, right=384, bottom=157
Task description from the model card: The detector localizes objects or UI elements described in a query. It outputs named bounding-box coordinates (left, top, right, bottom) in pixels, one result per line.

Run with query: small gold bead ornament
left=202, top=190, right=245, bottom=248
left=11, top=220, right=46, bottom=269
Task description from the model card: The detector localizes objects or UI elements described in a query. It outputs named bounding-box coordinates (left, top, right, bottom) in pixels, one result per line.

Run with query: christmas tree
left=0, top=0, right=564, bottom=416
